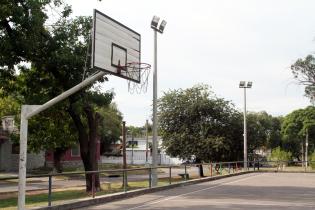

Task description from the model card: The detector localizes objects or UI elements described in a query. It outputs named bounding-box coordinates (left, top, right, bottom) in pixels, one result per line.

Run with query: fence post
left=149, top=168, right=152, bottom=188
left=123, top=170, right=127, bottom=192
left=219, top=163, right=222, bottom=175
left=169, top=167, right=172, bottom=185
left=228, top=163, right=231, bottom=174
left=184, top=165, right=187, bottom=181
left=92, top=173, right=95, bottom=198
left=210, top=163, right=213, bottom=177
left=48, top=175, right=52, bottom=207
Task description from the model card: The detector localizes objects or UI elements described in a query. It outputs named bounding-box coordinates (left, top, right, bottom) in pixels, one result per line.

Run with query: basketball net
left=118, top=62, right=151, bottom=94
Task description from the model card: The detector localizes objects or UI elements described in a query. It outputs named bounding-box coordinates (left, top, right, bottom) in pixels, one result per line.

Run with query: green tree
left=291, top=54, right=315, bottom=102
left=0, top=96, right=20, bottom=117
left=246, top=111, right=282, bottom=156
left=158, top=85, right=243, bottom=176
left=281, top=106, right=315, bottom=160
left=268, top=146, right=292, bottom=170
left=98, top=103, right=123, bottom=155
left=0, top=1, right=112, bottom=191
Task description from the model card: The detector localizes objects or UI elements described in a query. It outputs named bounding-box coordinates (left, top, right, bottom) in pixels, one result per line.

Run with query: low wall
left=10, top=151, right=45, bottom=171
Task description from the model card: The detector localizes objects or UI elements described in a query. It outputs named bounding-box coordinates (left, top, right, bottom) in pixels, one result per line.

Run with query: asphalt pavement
left=76, top=172, right=315, bottom=210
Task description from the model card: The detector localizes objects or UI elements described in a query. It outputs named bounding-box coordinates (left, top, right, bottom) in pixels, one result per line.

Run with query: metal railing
left=1, top=160, right=313, bottom=208
left=0, top=161, right=248, bottom=208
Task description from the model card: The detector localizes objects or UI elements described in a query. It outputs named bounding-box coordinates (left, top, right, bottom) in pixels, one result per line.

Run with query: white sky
left=66, top=0, right=315, bottom=126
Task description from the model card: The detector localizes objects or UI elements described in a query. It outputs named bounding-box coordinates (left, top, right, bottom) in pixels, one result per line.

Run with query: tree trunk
left=196, top=158, right=204, bottom=177
left=53, top=148, right=67, bottom=173
left=68, top=103, right=101, bottom=192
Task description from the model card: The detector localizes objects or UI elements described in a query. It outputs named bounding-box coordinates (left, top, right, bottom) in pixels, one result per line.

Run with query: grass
left=0, top=177, right=184, bottom=210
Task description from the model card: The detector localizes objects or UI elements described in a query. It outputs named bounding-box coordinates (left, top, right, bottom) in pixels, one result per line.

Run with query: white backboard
left=91, top=9, right=141, bottom=83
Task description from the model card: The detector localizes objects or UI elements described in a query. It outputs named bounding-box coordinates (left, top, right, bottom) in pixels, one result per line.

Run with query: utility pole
left=239, top=81, right=252, bottom=171
left=306, top=128, right=309, bottom=168
left=131, top=133, right=134, bottom=165
left=145, top=119, right=149, bottom=165
left=243, top=87, right=247, bottom=170
left=122, top=121, right=127, bottom=188
left=151, top=16, right=166, bottom=187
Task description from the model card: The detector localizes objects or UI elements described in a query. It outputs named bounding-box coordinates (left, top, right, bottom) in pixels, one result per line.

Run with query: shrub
left=269, top=147, right=292, bottom=162
left=268, top=147, right=292, bottom=170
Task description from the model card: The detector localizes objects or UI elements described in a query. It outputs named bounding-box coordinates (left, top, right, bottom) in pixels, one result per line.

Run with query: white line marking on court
left=126, top=174, right=261, bottom=210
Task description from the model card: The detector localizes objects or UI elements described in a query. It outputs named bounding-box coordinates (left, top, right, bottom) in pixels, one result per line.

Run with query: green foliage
left=0, top=96, right=19, bottom=117
left=281, top=106, right=315, bottom=159
left=291, top=55, right=315, bottom=102
left=159, top=84, right=243, bottom=162
left=0, top=0, right=67, bottom=96
left=247, top=112, right=282, bottom=152
left=268, top=147, right=292, bottom=162
left=98, top=103, right=123, bottom=154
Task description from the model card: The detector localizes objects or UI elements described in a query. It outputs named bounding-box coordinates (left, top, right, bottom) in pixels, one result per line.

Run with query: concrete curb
left=254, top=170, right=315, bottom=174
left=33, top=171, right=252, bottom=210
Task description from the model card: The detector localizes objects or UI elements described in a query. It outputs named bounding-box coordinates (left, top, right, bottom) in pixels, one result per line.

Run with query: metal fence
left=0, top=160, right=314, bottom=208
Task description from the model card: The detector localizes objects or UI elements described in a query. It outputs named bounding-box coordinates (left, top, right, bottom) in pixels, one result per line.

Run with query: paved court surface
left=77, top=172, right=315, bottom=210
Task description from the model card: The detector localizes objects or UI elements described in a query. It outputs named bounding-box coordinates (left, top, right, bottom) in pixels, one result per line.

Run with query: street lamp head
left=247, top=81, right=253, bottom=88
left=151, top=16, right=160, bottom=29
left=158, top=20, right=167, bottom=33
left=239, top=81, right=245, bottom=88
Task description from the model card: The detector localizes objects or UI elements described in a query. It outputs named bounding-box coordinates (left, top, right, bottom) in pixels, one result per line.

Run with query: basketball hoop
left=122, top=62, right=151, bottom=94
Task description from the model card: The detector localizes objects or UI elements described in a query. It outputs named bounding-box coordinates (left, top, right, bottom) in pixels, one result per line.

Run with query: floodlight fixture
left=247, top=81, right=253, bottom=88
left=239, top=81, right=245, bottom=88
left=151, top=16, right=160, bottom=29
left=159, top=20, right=167, bottom=33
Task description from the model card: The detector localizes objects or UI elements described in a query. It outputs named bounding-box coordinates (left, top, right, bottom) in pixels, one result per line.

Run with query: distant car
left=181, top=159, right=196, bottom=165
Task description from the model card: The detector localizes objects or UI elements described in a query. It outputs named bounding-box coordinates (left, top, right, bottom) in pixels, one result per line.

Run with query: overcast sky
left=66, top=0, right=315, bottom=126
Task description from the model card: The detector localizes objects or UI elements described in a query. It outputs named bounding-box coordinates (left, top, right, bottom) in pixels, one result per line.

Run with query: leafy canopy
left=159, top=84, right=243, bottom=162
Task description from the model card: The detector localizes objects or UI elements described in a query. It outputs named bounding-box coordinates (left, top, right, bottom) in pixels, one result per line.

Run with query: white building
left=101, top=136, right=182, bottom=165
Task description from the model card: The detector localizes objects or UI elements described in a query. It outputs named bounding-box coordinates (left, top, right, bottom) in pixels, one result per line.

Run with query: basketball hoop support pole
left=18, top=71, right=106, bottom=210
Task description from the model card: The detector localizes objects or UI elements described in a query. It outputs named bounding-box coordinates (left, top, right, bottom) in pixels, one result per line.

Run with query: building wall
left=0, top=141, right=45, bottom=172
left=45, top=141, right=100, bottom=168
left=10, top=152, right=45, bottom=171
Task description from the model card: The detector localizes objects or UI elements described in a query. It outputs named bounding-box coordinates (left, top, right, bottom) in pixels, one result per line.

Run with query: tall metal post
left=302, top=141, right=304, bottom=167
left=306, top=129, right=309, bottom=168
left=243, top=88, right=247, bottom=171
left=152, top=29, right=158, bottom=186
left=122, top=121, right=127, bottom=188
left=131, top=134, right=134, bottom=165
left=145, top=119, right=149, bottom=165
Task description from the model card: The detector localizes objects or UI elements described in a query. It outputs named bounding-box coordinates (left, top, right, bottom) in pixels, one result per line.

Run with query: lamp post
left=239, top=81, right=252, bottom=171
left=151, top=16, right=167, bottom=187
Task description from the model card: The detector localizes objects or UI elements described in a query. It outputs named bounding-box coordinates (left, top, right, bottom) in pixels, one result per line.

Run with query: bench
left=178, top=173, right=189, bottom=179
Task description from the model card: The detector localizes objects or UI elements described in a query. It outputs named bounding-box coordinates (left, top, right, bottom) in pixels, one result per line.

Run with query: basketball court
left=76, top=173, right=315, bottom=210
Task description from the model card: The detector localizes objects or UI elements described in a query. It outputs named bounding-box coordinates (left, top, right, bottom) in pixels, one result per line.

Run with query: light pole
left=151, top=16, right=167, bottom=187
left=239, top=81, right=252, bottom=171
